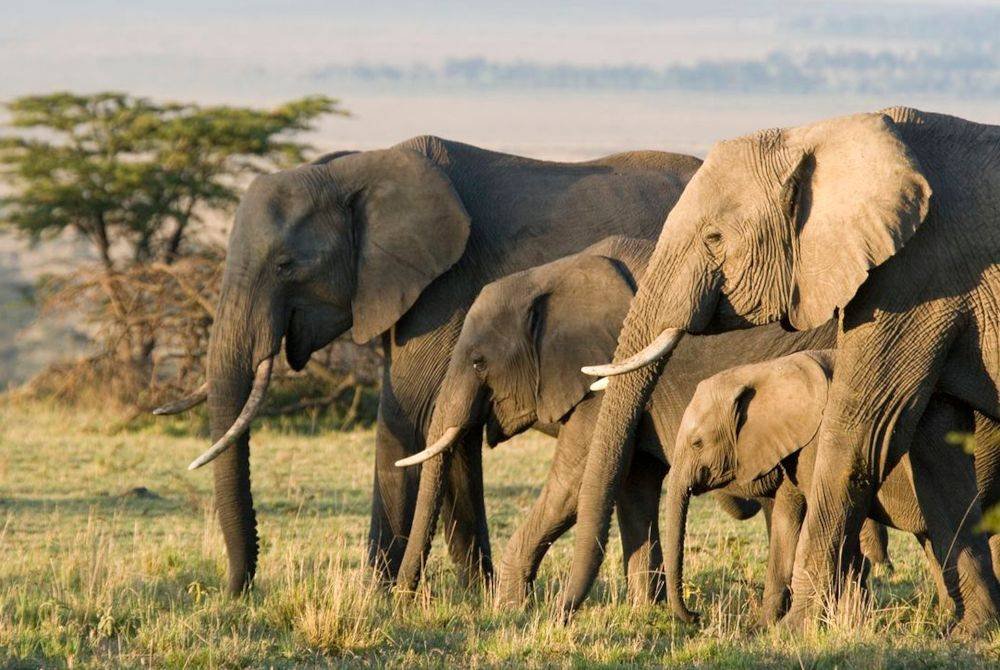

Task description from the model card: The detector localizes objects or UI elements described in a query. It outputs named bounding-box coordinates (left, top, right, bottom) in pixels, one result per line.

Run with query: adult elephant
left=157, top=136, right=701, bottom=594
left=558, top=108, right=1000, bottom=627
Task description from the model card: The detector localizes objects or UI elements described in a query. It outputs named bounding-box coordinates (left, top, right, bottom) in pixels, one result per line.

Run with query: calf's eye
left=472, top=357, right=487, bottom=374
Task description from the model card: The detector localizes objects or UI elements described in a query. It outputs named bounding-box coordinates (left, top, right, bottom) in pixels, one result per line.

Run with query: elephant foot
left=948, top=617, right=989, bottom=640
left=777, top=602, right=814, bottom=636
left=756, top=600, right=788, bottom=629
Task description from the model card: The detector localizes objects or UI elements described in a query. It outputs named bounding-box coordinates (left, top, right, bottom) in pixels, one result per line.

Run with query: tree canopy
left=0, top=92, right=346, bottom=269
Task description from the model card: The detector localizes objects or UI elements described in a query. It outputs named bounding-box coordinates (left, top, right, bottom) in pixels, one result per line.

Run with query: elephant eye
left=690, top=438, right=703, bottom=451
left=703, top=228, right=723, bottom=248
left=471, top=356, right=487, bottom=375
left=276, top=258, right=295, bottom=277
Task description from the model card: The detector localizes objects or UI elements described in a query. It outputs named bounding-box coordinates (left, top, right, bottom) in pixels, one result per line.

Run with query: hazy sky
left=3, top=1, right=997, bottom=102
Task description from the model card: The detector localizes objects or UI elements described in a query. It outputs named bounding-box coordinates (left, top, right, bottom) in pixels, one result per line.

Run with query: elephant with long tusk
left=559, top=109, right=1000, bottom=628
left=153, top=137, right=703, bottom=595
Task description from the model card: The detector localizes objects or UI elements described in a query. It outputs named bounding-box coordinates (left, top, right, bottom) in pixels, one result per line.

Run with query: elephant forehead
left=242, top=172, right=317, bottom=222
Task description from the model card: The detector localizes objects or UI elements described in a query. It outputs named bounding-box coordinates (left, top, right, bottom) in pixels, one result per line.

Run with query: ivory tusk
left=152, top=382, right=208, bottom=415
left=589, top=377, right=609, bottom=392
left=187, top=357, right=273, bottom=471
left=581, top=328, right=685, bottom=378
left=394, top=426, right=462, bottom=468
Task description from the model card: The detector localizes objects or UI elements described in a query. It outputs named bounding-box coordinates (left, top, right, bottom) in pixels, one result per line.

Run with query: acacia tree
left=0, top=92, right=358, bottom=404
left=0, top=92, right=345, bottom=269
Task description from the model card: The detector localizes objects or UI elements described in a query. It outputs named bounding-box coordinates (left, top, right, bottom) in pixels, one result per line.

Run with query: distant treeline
left=312, top=46, right=1000, bottom=97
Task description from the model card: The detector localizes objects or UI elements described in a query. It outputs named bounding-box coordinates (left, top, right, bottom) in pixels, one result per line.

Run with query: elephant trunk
left=559, top=356, right=664, bottom=614
left=664, top=466, right=699, bottom=623
left=395, top=368, right=483, bottom=591
left=559, top=245, right=717, bottom=617
left=204, top=287, right=281, bottom=595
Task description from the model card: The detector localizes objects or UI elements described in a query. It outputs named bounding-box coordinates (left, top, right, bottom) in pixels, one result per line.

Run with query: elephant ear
left=783, top=113, right=932, bottom=330
left=734, top=352, right=832, bottom=485
left=333, top=148, right=471, bottom=344
left=532, top=254, right=639, bottom=423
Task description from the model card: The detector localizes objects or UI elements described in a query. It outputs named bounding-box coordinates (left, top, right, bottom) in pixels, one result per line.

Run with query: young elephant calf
left=667, top=350, right=1000, bottom=633
left=395, top=236, right=888, bottom=604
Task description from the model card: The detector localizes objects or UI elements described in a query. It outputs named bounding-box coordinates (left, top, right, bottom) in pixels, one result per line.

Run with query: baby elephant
left=666, top=350, right=1000, bottom=633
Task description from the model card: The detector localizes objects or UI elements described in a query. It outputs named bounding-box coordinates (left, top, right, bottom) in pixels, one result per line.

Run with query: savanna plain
left=1, top=398, right=999, bottom=668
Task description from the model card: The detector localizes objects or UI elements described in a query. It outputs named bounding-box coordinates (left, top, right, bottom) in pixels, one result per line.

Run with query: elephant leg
left=440, top=429, right=493, bottom=588
left=760, top=497, right=774, bottom=541
left=369, top=381, right=422, bottom=583
left=369, top=337, right=485, bottom=586
left=496, top=435, right=586, bottom=605
left=761, top=482, right=805, bottom=626
left=860, top=520, right=892, bottom=570
left=786, top=311, right=956, bottom=629
left=992, top=536, right=1000, bottom=584
left=921, top=535, right=955, bottom=614
left=909, top=401, right=1000, bottom=635
left=617, top=449, right=667, bottom=605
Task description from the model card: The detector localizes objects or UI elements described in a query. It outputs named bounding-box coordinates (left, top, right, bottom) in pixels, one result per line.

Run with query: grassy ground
left=1, top=398, right=998, bottom=668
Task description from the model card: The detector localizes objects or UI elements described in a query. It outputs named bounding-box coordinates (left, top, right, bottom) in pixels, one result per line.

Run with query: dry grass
left=1, top=397, right=998, bottom=668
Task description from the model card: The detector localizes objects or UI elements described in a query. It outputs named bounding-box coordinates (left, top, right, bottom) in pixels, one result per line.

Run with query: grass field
left=1, top=398, right=998, bottom=668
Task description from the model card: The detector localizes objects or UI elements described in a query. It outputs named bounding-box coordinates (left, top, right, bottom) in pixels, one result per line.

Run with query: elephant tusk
left=187, top=357, right=273, bottom=471
left=394, top=426, right=462, bottom=468
left=152, top=382, right=208, bottom=415
left=581, top=328, right=685, bottom=377
left=589, top=377, right=609, bottom=392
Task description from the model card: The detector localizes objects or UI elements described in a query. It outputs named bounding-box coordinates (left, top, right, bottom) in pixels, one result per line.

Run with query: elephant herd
left=157, top=107, right=1000, bottom=636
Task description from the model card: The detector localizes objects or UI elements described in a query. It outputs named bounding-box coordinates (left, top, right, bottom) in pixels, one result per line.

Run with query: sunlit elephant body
left=395, top=237, right=853, bottom=600
left=666, top=350, right=1000, bottom=630
left=195, top=136, right=702, bottom=593
left=560, top=108, right=1000, bottom=627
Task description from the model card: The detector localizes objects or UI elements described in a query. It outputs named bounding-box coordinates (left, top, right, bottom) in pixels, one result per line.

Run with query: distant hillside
left=312, top=45, right=1000, bottom=97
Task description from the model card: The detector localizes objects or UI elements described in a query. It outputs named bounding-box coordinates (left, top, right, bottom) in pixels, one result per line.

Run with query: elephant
left=392, top=236, right=890, bottom=601
left=558, top=108, right=1000, bottom=626
left=391, top=236, right=762, bottom=602
left=665, top=350, right=1000, bottom=632
left=153, top=136, right=703, bottom=594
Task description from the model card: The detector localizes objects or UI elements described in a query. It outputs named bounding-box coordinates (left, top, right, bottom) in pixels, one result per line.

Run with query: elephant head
left=394, top=236, right=652, bottom=590
left=161, top=148, right=471, bottom=594
left=662, top=351, right=831, bottom=622
left=562, top=111, right=932, bottom=612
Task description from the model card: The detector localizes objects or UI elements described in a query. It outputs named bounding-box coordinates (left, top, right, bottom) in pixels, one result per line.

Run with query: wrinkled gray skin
left=560, top=109, right=1000, bottom=626
left=667, top=350, right=1000, bottom=632
left=396, top=237, right=765, bottom=600
left=396, top=236, right=857, bottom=600
left=201, top=136, right=701, bottom=594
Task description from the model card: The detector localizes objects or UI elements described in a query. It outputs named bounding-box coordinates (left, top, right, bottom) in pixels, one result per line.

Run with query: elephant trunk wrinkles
left=560, top=253, right=709, bottom=615
left=207, top=343, right=258, bottom=595
left=560, top=358, right=663, bottom=613
left=664, top=466, right=698, bottom=623
left=395, top=369, right=482, bottom=591
left=205, top=288, right=278, bottom=595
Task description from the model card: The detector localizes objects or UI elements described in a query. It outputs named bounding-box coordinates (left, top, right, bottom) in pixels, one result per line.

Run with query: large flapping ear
left=781, top=113, right=931, bottom=330
left=734, top=351, right=832, bottom=485
left=332, top=148, right=471, bottom=343
left=532, top=254, right=640, bottom=423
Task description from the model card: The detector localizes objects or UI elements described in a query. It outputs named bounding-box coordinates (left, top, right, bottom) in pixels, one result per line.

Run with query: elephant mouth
left=486, top=408, right=536, bottom=447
